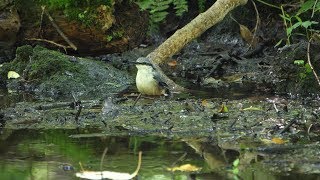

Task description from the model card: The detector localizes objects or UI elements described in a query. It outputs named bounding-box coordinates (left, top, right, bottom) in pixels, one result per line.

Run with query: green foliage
left=37, top=0, right=114, bottom=27
left=173, top=0, right=188, bottom=16
left=198, top=0, right=206, bottom=13
left=231, top=158, right=240, bottom=180
left=28, top=46, right=82, bottom=80
left=39, top=0, right=113, bottom=9
left=104, top=30, right=124, bottom=42
left=293, top=60, right=305, bottom=66
left=280, top=0, right=320, bottom=44
left=297, top=0, right=320, bottom=15
left=135, top=0, right=189, bottom=32
left=294, top=60, right=312, bottom=79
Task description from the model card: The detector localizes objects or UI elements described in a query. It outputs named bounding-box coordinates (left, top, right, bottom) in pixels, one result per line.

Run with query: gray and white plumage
left=135, top=57, right=169, bottom=96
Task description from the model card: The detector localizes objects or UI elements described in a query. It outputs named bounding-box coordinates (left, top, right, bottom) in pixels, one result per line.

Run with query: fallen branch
left=76, top=151, right=142, bottom=180
left=25, top=38, right=72, bottom=52
left=41, top=6, right=77, bottom=51
left=145, top=0, right=248, bottom=91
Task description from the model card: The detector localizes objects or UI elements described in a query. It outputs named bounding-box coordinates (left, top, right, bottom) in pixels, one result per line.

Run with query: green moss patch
left=1, top=45, right=133, bottom=99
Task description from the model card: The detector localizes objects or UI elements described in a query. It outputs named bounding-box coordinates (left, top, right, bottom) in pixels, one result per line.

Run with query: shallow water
left=1, top=89, right=320, bottom=180
left=2, top=129, right=320, bottom=180
left=0, top=129, right=225, bottom=180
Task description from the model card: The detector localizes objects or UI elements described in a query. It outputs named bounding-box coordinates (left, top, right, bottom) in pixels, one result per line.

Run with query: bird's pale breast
left=136, top=68, right=162, bottom=95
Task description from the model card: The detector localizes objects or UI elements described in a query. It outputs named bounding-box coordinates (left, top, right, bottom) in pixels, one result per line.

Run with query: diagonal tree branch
left=145, top=0, right=248, bottom=92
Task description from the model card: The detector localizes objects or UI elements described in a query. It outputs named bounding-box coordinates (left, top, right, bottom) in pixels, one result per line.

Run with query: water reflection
left=1, top=129, right=318, bottom=180
left=0, top=129, right=219, bottom=180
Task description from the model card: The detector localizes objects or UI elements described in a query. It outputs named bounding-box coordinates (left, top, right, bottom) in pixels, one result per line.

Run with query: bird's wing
left=153, top=72, right=168, bottom=88
left=153, top=72, right=170, bottom=96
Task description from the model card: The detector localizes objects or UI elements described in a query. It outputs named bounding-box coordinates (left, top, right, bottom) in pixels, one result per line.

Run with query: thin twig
left=280, top=5, right=290, bottom=45
left=307, top=123, right=313, bottom=137
left=251, top=0, right=260, bottom=44
left=171, top=152, right=187, bottom=168
left=307, top=37, right=320, bottom=87
left=26, top=38, right=70, bottom=52
left=41, top=6, right=77, bottom=51
left=39, top=6, right=45, bottom=37
left=311, top=0, right=318, bottom=18
left=100, top=147, right=108, bottom=172
left=279, top=119, right=297, bottom=134
left=255, top=0, right=281, bottom=9
left=79, top=162, right=85, bottom=171
left=132, top=93, right=142, bottom=107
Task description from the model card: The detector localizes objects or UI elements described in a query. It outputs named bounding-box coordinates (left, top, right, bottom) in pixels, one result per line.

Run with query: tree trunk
left=146, top=0, right=248, bottom=92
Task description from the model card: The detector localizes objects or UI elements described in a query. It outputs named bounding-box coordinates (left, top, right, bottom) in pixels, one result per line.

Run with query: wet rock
left=0, top=45, right=134, bottom=99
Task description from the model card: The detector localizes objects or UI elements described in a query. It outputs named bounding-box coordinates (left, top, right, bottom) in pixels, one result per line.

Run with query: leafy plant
left=173, top=0, right=188, bottom=16
left=37, top=0, right=114, bottom=27
left=104, top=30, right=124, bottom=42
left=230, top=158, right=241, bottom=180
left=198, top=0, right=206, bottom=13
left=135, top=0, right=188, bottom=32
left=294, top=60, right=312, bottom=79
left=280, top=0, right=320, bottom=44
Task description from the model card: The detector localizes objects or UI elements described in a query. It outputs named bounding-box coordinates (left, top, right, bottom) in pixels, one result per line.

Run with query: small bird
left=135, top=57, right=169, bottom=96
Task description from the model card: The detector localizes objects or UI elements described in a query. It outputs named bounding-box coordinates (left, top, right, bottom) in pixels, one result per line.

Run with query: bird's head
left=135, top=57, right=154, bottom=70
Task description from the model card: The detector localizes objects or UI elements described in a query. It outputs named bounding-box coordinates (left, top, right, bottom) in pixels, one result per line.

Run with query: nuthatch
left=135, top=57, right=169, bottom=96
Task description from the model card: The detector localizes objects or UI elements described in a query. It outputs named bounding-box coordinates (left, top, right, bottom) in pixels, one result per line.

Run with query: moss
left=0, top=45, right=33, bottom=80
left=35, top=0, right=115, bottom=28
left=1, top=45, right=133, bottom=99
left=27, top=46, right=82, bottom=81
left=0, top=45, right=83, bottom=82
left=15, top=45, right=33, bottom=61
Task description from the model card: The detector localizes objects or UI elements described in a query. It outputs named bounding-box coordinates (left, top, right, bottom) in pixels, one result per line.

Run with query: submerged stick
left=100, top=147, right=108, bottom=172
left=76, top=151, right=142, bottom=180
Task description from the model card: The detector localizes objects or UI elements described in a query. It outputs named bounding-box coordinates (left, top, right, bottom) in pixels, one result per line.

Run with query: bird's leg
left=132, top=93, right=142, bottom=108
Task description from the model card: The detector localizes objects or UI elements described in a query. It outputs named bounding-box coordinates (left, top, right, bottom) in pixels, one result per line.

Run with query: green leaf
left=150, top=4, right=170, bottom=13
left=294, top=60, right=305, bottom=65
left=299, top=72, right=307, bottom=79
left=301, top=21, right=319, bottom=28
left=292, top=22, right=302, bottom=29
left=298, top=0, right=315, bottom=14
left=279, top=14, right=291, bottom=21
left=316, top=1, right=320, bottom=11
left=232, top=168, right=239, bottom=175
left=286, top=27, right=293, bottom=36
left=295, top=16, right=302, bottom=23
left=150, top=11, right=169, bottom=22
left=233, top=159, right=240, bottom=167
left=274, top=39, right=283, bottom=47
left=135, top=0, right=153, bottom=10
left=305, top=63, right=312, bottom=73
left=173, top=0, right=188, bottom=16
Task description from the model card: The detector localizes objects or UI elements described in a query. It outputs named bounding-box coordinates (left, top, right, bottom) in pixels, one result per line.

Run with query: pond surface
left=0, top=129, right=222, bottom=180
left=1, top=85, right=320, bottom=180
left=1, top=129, right=319, bottom=180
